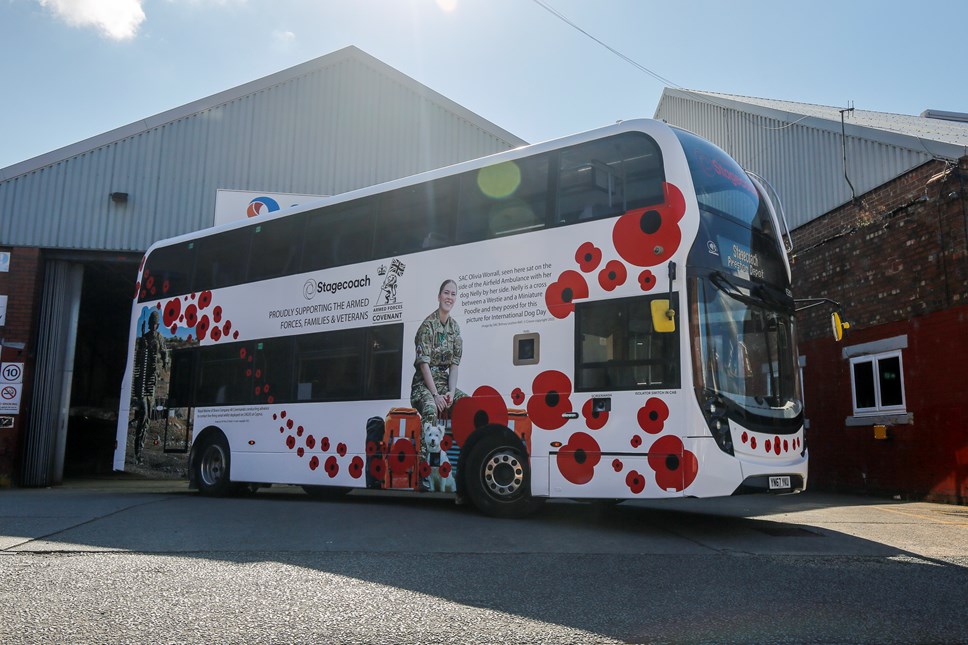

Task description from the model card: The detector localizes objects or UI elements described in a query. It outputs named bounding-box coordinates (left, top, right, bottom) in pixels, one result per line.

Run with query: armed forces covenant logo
left=372, top=259, right=405, bottom=323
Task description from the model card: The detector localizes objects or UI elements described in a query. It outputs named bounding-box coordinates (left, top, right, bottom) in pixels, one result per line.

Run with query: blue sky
left=2, top=0, right=966, bottom=170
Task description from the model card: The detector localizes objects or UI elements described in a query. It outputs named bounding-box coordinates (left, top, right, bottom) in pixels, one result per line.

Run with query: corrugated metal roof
left=654, top=89, right=968, bottom=229
left=0, top=46, right=526, bottom=251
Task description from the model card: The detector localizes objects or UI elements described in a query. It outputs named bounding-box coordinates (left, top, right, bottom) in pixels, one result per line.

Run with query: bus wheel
left=465, top=432, right=544, bottom=519
left=193, top=433, right=234, bottom=497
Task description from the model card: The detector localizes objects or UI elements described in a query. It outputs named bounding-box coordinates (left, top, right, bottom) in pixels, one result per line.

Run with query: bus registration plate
left=769, top=476, right=791, bottom=490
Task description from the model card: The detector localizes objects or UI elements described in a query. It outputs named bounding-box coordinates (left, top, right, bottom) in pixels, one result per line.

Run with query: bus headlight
left=702, top=395, right=733, bottom=456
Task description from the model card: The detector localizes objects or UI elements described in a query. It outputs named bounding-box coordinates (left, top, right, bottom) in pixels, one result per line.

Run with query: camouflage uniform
left=131, top=311, right=169, bottom=464
left=410, top=311, right=468, bottom=425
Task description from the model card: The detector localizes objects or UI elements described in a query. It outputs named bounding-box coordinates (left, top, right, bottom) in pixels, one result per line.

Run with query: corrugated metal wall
left=655, top=92, right=931, bottom=229
left=0, top=49, right=523, bottom=252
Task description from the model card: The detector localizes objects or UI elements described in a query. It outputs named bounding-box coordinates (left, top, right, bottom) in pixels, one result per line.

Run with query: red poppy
left=612, top=458, right=623, bottom=472
left=751, top=437, right=757, bottom=450
left=246, top=369, right=252, bottom=377
left=626, top=470, right=646, bottom=494
left=451, top=386, right=508, bottom=446
left=184, top=304, right=198, bottom=328
left=612, top=182, right=686, bottom=267
left=170, top=324, right=178, bottom=335
left=240, top=347, right=247, bottom=359
left=146, top=276, right=155, bottom=291
left=388, top=438, right=417, bottom=475
left=511, top=387, right=525, bottom=406
left=267, top=395, right=274, bottom=404
left=309, top=456, right=320, bottom=471
left=305, top=434, right=315, bottom=449
left=741, top=431, right=748, bottom=444
left=527, top=371, right=573, bottom=430
left=198, top=290, right=213, bottom=310
left=439, top=461, right=452, bottom=478
left=774, top=438, right=782, bottom=455
left=544, top=270, right=589, bottom=319
left=296, top=425, right=304, bottom=437
left=325, top=456, right=339, bottom=478
left=163, top=298, right=181, bottom=327
left=195, top=315, right=210, bottom=340
left=647, top=435, right=698, bottom=492
left=349, top=456, right=364, bottom=479
left=575, top=242, right=603, bottom=273
left=369, top=457, right=386, bottom=480
left=337, top=442, right=347, bottom=457
left=783, top=439, right=789, bottom=452
left=321, top=437, right=330, bottom=452
left=280, top=411, right=287, bottom=418
left=162, top=279, right=170, bottom=294
left=297, top=447, right=305, bottom=458
left=637, top=397, right=669, bottom=435
left=419, top=461, right=432, bottom=479
left=440, top=435, right=453, bottom=452
left=286, top=435, right=296, bottom=450
left=556, top=432, right=601, bottom=485
left=581, top=399, right=609, bottom=430
left=223, top=320, right=232, bottom=334
left=286, top=419, right=294, bottom=430
left=630, top=435, right=642, bottom=449
left=255, top=369, right=262, bottom=379
left=254, top=385, right=262, bottom=397
left=211, top=326, right=222, bottom=341
left=365, top=440, right=378, bottom=456
left=598, top=260, right=627, bottom=292
left=638, top=270, right=657, bottom=291
left=213, top=306, right=223, bottom=323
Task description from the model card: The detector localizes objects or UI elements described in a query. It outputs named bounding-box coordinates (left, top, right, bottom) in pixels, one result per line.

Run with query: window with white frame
left=849, top=350, right=905, bottom=415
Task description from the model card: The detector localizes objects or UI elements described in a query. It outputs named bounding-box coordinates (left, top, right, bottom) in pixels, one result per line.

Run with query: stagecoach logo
left=372, top=259, right=406, bottom=323
left=707, top=240, right=720, bottom=256
left=302, top=275, right=372, bottom=300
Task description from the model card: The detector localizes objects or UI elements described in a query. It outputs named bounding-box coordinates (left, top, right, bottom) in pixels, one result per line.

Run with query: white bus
left=115, top=119, right=806, bottom=517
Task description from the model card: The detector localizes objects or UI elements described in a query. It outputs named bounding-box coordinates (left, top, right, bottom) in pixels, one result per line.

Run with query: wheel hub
left=483, top=450, right=524, bottom=498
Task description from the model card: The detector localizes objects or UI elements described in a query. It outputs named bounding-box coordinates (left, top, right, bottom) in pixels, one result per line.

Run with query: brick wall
left=0, top=247, right=44, bottom=487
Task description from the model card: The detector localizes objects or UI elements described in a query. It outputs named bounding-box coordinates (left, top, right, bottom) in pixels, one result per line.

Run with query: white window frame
left=849, top=349, right=906, bottom=416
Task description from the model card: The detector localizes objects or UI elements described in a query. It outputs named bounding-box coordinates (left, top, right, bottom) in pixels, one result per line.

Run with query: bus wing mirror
left=651, top=299, right=676, bottom=333
left=831, top=311, right=850, bottom=342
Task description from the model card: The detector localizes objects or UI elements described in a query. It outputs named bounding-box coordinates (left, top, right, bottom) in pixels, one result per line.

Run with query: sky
left=2, top=0, right=967, bottom=171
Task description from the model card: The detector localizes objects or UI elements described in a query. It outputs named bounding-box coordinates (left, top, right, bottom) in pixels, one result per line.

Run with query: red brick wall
left=0, top=247, right=44, bottom=487
left=792, top=157, right=968, bottom=503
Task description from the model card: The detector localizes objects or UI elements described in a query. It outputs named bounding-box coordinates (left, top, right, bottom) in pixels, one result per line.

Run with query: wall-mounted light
left=110, top=192, right=128, bottom=204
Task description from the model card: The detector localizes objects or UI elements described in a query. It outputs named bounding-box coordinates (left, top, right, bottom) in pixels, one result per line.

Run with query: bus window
left=196, top=227, right=252, bottom=291
left=557, top=133, right=664, bottom=225
left=374, top=178, right=458, bottom=258
left=196, top=342, right=254, bottom=406
left=248, top=216, right=305, bottom=283
left=365, top=324, right=404, bottom=399
left=458, top=155, right=550, bottom=242
left=575, top=295, right=680, bottom=391
left=295, top=329, right=364, bottom=401
left=254, top=336, right=294, bottom=403
left=141, top=241, right=195, bottom=300
left=302, top=201, right=375, bottom=273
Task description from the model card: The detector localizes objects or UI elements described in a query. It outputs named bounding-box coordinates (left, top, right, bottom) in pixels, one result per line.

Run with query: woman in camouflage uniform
left=410, top=279, right=468, bottom=426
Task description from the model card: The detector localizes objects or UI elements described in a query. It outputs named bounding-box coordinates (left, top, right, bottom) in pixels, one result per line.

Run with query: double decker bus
left=115, top=119, right=806, bottom=517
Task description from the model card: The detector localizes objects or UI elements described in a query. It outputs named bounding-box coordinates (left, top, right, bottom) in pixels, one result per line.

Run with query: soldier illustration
left=379, top=259, right=405, bottom=304
left=131, top=310, right=169, bottom=465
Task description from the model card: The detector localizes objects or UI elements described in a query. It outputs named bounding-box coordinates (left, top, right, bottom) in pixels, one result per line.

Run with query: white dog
left=422, top=424, right=457, bottom=493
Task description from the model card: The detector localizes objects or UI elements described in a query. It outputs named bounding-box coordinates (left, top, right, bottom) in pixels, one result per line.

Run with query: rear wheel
left=464, top=432, right=544, bottom=518
left=193, top=433, right=234, bottom=497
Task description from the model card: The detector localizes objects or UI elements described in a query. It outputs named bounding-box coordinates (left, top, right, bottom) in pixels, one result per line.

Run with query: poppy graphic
left=527, top=371, right=573, bottom=430
left=162, top=279, right=170, bottom=294
left=439, top=461, right=452, bottom=478
left=286, top=436, right=296, bottom=450
left=349, top=456, right=365, bottom=479
left=325, top=456, right=339, bottom=478
left=419, top=461, right=432, bottom=479
left=184, top=304, right=198, bottom=328
left=246, top=369, right=252, bottom=378
left=366, top=440, right=379, bottom=456
left=223, top=320, right=232, bottom=334
left=638, top=270, right=657, bottom=291
left=213, top=306, right=223, bottom=323
left=598, top=260, right=627, bottom=292
left=637, top=397, right=670, bottom=435
left=440, top=434, right=454, bottom=452
left=451, top=385, right=508, bottom=446
left=630, top=435, right=642, bottom=449
left=254, top=385, right=262, bottom=397
left=765, top=439, right=772, bottom=453
left=321, top=437, right=331, bottom=452
left=626, top=470, right=646, bottom=494
left=751, top=437, right=757, bottom=450
left=388, top=438, right=417, bottom=475
left=337, top=442, right=347, bottom=457
left=309, top=456, right=320, bottom=471
left=297, top=447, right=305, bottom=458
left=240, top=347, right=247, bottom=359
left=581, top=398, right=609, bottom=430
left=146, top=276, right=155, bottom=291
left=163, top=298, right=181, bottom=327
left=211, top=326, right=222, bottom=342
left=169, top=324, right=178, bottom=335
left=267, top=395, right=274, bottom=404
left=369, top=457, right=386, bottom=480
left=233, top=331, right=240, bottom=340
left=198, top=290, right=213, bottom=310
left=647, top=435, right=699, bottom=491
left=511, top=387, right=525, bottom=406
left=556, top=432, right=601, bottom=485
left=286, top=419, right=294, bottom=430
left=195, top=315, right=211, bottom=340
left=295, top=425, right=303, bottom=436
left=575, top=242, right=603, bottom=273
left=306, top=435, right=315, bottom=449
left=544, top=270, right=589, bottom=319
left=612, top=182, right=686, bottom=267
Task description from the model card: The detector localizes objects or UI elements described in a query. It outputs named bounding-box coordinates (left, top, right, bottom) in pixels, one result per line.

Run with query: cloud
left=38, top=0, right=146, bottom=41
left=272, top=29, right=296, bottom=50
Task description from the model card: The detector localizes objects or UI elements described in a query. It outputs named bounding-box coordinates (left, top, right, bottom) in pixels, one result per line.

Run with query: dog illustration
left=422, top=424, right=457, bottom=493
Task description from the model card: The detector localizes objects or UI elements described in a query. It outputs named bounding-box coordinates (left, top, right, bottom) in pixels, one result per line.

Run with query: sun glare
left=435, top=0, right=458, bottom=12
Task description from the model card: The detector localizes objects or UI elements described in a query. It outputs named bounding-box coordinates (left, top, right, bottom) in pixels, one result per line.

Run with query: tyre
left=463, top=431, right=544, bottom=519
left=193, top=433, right=234, bottom=497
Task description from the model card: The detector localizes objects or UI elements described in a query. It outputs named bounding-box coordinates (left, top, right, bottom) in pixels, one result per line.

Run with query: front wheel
left=193, top=433, right=234, bottom=497
left=464, top=432, right=544, bottom=518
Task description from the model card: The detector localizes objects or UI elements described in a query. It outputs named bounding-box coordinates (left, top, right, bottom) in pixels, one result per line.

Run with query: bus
left=115, top=118, right=806, bottom=518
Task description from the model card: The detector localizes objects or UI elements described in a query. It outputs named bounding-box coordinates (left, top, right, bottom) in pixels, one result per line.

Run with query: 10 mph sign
left=0, top=362, right=23, bottom=415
